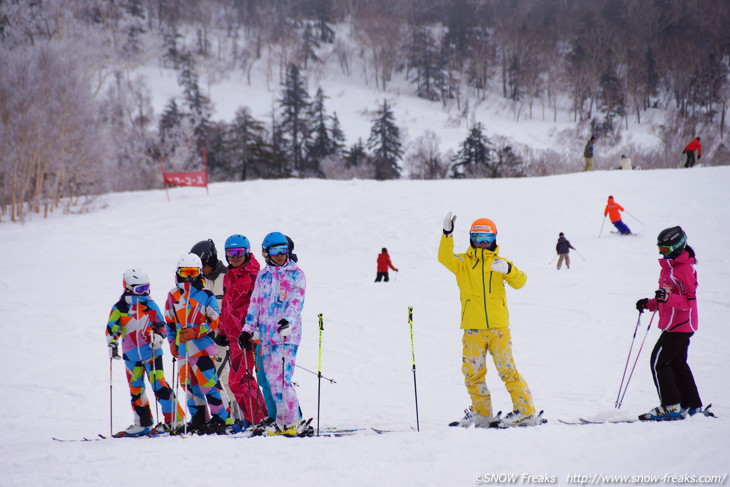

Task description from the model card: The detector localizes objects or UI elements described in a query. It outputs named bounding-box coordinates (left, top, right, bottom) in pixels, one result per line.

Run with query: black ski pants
left=649, top=331, right=702, bottom=409
left=375, top=272, right=390, bottom=282
left=684, top=150, right=696, bottom=168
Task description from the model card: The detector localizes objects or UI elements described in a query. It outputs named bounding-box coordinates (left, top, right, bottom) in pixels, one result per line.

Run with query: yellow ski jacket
left=438, top=234, right=527, bottom=330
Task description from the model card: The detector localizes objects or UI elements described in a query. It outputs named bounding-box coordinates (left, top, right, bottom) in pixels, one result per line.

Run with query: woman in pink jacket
left=219, top=234, right=268, bottom=427
left=635, top=226, right=703, bottom=421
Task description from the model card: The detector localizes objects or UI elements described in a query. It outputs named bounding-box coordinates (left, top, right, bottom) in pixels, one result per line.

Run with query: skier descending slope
left=439, top=213, right=543, bottom=428
left=635, top=226, right=705, bottom=421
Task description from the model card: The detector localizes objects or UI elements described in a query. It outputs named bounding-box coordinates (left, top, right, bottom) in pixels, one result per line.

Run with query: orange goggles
left=178, top=267, right=201, bottom=278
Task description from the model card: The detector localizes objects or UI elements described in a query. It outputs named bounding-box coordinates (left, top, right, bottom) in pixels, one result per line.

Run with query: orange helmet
left=470, top=218, right=497, bottom=235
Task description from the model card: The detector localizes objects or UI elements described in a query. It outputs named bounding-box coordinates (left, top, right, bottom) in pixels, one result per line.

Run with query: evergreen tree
left=406, top=27, right=442, bottom=101
left=228, top=107, right=269, bottom=181
left=278, top=63, right=311, bottom=176
left=306, top=87, right=332, bottom=171
left=367, top=100, right=402, bottom=180
left=450, top=123, right=494, bottom=178
left=177, top=53, right=212, bottom=154
left=330, top=112, right=346, bottom=156
left=344, top=139, right=368, bottom=169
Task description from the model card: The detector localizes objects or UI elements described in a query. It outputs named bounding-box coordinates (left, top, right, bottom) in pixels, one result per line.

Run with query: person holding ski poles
left=604, top=195, right=632, bottom=235
left=635, top=226, right=706, bottom=421
left=106, top=268, right=184, bottom=437
left=555, top=232, right=576, bottom=270
left=439, top=213, right=542, bottom=428
left=218, top=234, right=268, bottom=427
left=165, top=253, right=232, bottom=435
left=239, top=232, right=311, bottom=436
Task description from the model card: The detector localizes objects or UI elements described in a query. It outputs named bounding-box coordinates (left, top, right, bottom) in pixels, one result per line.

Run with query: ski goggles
left=131, top=284, right=150, bottom=295
left=225, top=247, right=248, bottom=258
left=470, top=232, right=496, bottom=245
left=267, top=244, right=289, bottom=256
left=177, top=267, right=201, bottom=278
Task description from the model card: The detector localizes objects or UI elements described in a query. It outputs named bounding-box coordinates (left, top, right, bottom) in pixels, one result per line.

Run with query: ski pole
left=242, top=345, right=255, bottom=427
left=598, top=216, right=607, bottom=238
left=408, top=307, right=420, bottom=432
left=625, top=210, right=644, bottom=226
left=109, top=355, right=113, bottom=437
left=548, top=254, right=558, bottom=265
left=184, top=344, right=190, bottom=435
left=316, top=313, right=324, bottom=436
left=616, top=310, right=656, bottom=409
left=574, top=249, right=586, bottom=261
left=280, top=345, right=286, bottom=428
left=150, top=329, right=160, bottom=426
left=393, top=270, right=398, bottom=281
left=615, top=312, right=642, bottom=408
left=295, top=364, right=336, bottom=383
left=172, top=355, right=179, bottom=428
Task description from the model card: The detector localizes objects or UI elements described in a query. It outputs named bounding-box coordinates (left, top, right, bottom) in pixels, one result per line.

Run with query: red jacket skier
left=375, top=248, right=398, bottom=282
left=683, top=137, right=701, bottom=168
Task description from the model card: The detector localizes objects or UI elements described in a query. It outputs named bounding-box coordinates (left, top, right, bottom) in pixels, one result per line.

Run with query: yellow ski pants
left=462, top=328, right=536, bottom=418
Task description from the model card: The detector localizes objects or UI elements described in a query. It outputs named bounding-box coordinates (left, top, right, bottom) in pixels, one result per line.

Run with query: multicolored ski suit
left=243, top=259, right=306, bottom=427
left=220, top=256, right=268, bottom=425
left=165, top=281, right=230, bottom=426
left=106, top=293, right=184, bottom=427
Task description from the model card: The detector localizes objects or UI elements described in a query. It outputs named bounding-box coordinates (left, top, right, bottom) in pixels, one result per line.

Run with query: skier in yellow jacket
left=439, top=212, right=542, bottom=428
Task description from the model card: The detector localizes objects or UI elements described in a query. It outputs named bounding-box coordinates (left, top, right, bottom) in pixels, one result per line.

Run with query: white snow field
left=1, top=167, right=729, bottom=486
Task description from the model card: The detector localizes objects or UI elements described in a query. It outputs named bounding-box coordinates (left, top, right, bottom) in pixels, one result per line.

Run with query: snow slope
left=2, top=167, right=729, bottom=486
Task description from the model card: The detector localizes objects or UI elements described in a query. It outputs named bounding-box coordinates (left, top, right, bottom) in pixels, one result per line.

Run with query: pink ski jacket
left=646, top=250, right=698, bottom=333
left=219, top=256, right=260, bottom=343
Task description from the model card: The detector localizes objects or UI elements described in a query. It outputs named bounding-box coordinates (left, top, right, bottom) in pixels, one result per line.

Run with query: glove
left=278, top=319, right=291, bottom=337
left=214, top=333, right=229, bottom=347
left=636, top=298, right=649, bottom=313
left=655, top=289, right=668, bottom=302
left=180, top=327, right=196, bottom=343
left=108, top=344, right=121, bottom=360
left=238, top=331, right=253, bottom=351
left=443, top=211, right=456, bottom=236
left=170, top=342, right=179, bottom=358
left=490, top=258, right=511, bottom=274
left=150, top=333, right=165, bottom=350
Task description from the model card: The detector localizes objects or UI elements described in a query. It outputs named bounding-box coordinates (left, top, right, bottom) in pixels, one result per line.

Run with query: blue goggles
left=131, top=284, right=150, bottom=295
left=267, top=244, right=289, bottom=256
left=470, top=232, right=496, bottom=245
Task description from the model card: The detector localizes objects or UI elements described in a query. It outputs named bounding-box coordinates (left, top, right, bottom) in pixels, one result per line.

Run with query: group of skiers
left=582, top=135, right=702, bottom=171
left=106, top=232, right=310, bottom=437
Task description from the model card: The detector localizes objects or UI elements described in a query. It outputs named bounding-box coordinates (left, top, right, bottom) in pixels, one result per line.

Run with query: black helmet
left=657, top=226, right=687, bottom=258
left=190, top=239, right=218, bottom=268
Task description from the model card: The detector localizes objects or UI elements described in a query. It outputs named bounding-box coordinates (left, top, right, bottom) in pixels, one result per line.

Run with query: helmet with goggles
left=177, top=253, right=203, bottom=281
left=262, top=232, right=290, bottom=263
left=657, top=226, right=687, bottom=259
left=225, top=234, right=250, bottom=261
left=123, top=268, right=150, bottom=295
left=469, top=218, right=497, bottom=247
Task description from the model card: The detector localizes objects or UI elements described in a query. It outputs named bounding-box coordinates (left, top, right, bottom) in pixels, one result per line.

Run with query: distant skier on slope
left=604, top=195, right=632, bottom=235
left=106, top=268, right=184, bottom=437
left=375, top=247, right=398, bottom=282
left=683, top=136, right=701, bottom=168
left=439, top=213, right=542, bottom=428
left=555, top=232, right=576, bottom=270
left=635, top=227, right=705, bottom=421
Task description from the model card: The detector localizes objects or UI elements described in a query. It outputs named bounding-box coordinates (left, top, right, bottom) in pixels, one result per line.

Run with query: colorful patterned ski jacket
left=106, top=293, right=166, bottom=362
left=219, top=255, right=261, bottom=343
left=165, top=281, right=220, bottom=357
left=438, top=234, right=527, bottom=330
left=646, top=250, right=698, bottom=333
left=243, top=259, right=306, bottom=347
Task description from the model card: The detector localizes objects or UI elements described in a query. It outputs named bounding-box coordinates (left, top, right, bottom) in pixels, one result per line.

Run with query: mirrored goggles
left=225, top=247, right=248, bottom=258
left=470, top=232, right=497, bottom=245
left=267, top=244, right=289, bottom=256
left=178, top=267, right=201, bottom=278
left=658, top=244, right=673, bottom=256
left=131, top=284, right=150, bottom=295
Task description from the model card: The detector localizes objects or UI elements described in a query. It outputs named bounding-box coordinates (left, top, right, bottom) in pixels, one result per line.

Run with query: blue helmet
left=225, top=234, right=250, bottom=250
left=262, top=232, right=288, bottom=251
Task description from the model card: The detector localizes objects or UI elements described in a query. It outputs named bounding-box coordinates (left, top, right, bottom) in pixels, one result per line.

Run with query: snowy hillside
left=2, top=167, right=729, bottom=486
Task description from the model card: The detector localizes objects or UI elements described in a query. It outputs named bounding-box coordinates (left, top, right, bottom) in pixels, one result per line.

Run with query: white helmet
left=123, top=268, right=150, bottom=294
left=177, top=253, right=203, bottom=282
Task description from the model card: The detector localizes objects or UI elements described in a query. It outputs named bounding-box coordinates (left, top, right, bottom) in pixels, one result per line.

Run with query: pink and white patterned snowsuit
left=243, top=258, right=306, bottom=426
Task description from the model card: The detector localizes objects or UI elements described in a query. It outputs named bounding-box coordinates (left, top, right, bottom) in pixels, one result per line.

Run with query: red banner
left=162, top=171, right=207, bottom=187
